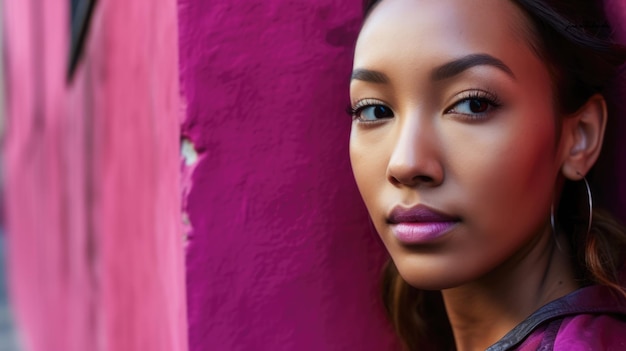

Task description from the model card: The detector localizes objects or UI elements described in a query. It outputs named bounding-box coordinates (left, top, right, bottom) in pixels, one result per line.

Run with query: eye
left=350, top=99, right=394, bottom=122
left=445, top=90, right=502, bottom=119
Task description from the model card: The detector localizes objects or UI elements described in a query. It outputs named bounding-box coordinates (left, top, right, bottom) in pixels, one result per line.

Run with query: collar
left=485, top=284, right=626, bottom=350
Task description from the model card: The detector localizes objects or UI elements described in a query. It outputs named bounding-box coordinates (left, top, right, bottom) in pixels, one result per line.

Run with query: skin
left=349, top=0, right=607, bottom=349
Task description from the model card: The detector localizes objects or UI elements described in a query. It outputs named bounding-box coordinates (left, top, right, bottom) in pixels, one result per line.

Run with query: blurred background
left=1, top=0, right=625, bottom=351
left=1, top=1, right=22, bottom=349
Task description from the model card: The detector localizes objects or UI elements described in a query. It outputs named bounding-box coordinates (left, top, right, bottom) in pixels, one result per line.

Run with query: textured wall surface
left=178, top=1, right=397, bottom=350
left=2, top=0, right=188, bottom=350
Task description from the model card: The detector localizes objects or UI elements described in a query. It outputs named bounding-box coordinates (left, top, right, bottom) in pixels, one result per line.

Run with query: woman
left=348, top=0, right=626, bottom=349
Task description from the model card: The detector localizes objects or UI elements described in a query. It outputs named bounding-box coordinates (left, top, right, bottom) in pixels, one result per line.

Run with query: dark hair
left=360, top=0, right=626, bottom=350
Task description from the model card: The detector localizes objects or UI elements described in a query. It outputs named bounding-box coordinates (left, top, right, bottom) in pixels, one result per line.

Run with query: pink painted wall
left=178, top=1, right=397, bottom=350
left=2, top=0, right=188, bottom=350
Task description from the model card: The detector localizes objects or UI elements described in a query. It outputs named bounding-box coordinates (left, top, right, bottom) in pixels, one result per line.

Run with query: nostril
left=389, top=173, right=436, bottom=186
left=416, top=175, right=434, bottom=183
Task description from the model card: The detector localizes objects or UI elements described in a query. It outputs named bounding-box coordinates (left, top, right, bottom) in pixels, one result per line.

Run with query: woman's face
left=350, top=0, right=569, bottom=289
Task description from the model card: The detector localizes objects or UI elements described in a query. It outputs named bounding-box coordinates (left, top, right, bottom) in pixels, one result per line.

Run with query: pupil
left=375, top=106, right=392, bottom=118
left=469, top=99, right=488, bottom=113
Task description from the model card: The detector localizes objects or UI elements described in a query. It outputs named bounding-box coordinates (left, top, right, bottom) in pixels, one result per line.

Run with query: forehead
left=355, top=0, right=534, bottom=69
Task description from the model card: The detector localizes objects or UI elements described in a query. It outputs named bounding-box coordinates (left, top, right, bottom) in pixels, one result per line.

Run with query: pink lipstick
left=388, top=205, right=459, bottom=244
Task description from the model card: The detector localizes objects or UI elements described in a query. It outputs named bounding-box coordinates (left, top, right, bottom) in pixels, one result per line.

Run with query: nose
left=386, top=118, right=444, bottom=187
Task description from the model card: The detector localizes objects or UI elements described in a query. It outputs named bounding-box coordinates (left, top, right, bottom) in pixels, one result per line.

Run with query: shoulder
left=552, top=313, right=626, bottom=351
left=493, top=285, right=626, bottom=351
left=515, top=314, right=626, bottom=351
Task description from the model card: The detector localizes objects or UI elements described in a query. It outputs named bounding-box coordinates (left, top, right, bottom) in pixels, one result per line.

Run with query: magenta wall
left=178, top=1, right=626, bottom=350
left=178, top=0, right=397, bottom=350
left=3, top=0, right=188, bottom=350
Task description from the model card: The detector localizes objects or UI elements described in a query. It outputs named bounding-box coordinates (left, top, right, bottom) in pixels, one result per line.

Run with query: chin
left=392, top=256, right=478, bottom=291
left=400, top=274, right=462, bottom=291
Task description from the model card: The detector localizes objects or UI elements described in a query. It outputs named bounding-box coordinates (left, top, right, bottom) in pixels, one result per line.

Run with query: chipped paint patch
left=181, top=138, right=198, bottom=166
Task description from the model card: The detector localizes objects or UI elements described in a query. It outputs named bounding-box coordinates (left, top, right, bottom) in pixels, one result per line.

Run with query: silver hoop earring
left=576, top=171, right=593, bottom=236
left=550, top=203, right=563, bottom=251
left=550, top=203, right=556, bottom=234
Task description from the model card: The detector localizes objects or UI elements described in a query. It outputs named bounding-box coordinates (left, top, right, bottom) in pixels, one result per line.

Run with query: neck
left=442, top=226, right=578, bottom=351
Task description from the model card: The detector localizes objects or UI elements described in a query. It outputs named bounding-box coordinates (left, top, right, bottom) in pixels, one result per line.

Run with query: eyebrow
left=350, top=69, right=389, bottom=84
left=432, top=53, right=515, bottom=81
left=350, top=53, right=515, bottom=85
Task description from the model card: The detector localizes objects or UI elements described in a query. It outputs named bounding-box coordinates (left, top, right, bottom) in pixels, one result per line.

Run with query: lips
left=388, top=204, right=459, bottom=244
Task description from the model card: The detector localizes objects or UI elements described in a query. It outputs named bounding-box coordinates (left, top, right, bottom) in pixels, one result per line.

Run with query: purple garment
left=486, top=285, right=626, bottom=350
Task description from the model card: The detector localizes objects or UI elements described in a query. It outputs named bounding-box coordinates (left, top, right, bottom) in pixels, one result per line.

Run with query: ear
left=560, top=94, right=607, bottom=180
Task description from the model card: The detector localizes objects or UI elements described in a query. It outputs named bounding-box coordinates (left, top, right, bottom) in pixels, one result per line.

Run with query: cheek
left=350, top=130, right=375, bottom=200
left=349, top=129, right=391, bottom=220
left=447, top=114, right=558, bottom=231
